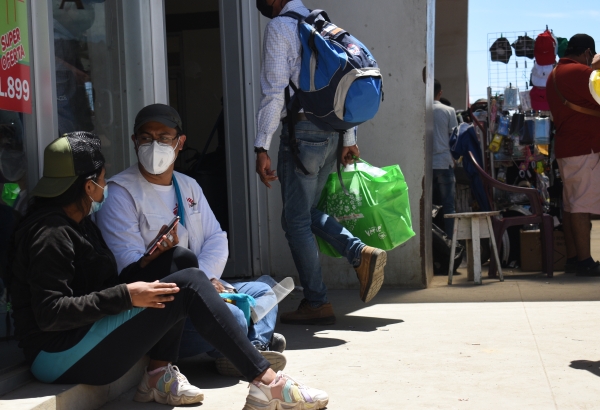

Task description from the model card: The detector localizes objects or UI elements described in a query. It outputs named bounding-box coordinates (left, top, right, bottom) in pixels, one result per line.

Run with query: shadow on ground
left=277, top=290, right=405, bottom=351
left=570, top=360, right=600, bottom=378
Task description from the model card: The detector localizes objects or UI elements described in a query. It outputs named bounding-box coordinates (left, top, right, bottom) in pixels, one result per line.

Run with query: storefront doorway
left=165, top=0, right=229, bottom=235
left=165, top=0, right=256, bottom=279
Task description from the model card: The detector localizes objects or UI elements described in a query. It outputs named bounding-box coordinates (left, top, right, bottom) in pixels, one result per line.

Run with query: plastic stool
left=445, top=212, right=503, bottom=285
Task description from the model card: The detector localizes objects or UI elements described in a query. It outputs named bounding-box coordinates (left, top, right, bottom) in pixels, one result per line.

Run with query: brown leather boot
left=280, top=299, right=336, bottom=325
left=355, top=246, right=387, bottom=303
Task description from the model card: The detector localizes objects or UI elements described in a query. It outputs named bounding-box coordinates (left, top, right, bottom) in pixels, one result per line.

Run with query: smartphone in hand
left=144, top=216, right=180, bottom=257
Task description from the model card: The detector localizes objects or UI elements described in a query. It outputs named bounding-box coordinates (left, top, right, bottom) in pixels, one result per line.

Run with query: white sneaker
left=134, top=363, right=204, bottom=405
left=243, top=371, right=328, bottom=410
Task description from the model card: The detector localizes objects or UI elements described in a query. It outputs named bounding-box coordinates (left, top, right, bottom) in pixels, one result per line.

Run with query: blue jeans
left=278, top=120, right=365, bottom=307
left=432, top=168, right=456, bottom=237
left=178, top=276, right=278, bottom=359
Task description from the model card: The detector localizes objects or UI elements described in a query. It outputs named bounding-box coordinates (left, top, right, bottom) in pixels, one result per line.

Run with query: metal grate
left=487, top=30, right=547, bottom=98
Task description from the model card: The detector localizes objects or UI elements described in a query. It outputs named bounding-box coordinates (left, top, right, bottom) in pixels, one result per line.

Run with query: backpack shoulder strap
left=304, top=9, right=330, bottom=32
left=279, top=11, right=304, bottom=21
left=552, top=67, right=600, bottom=118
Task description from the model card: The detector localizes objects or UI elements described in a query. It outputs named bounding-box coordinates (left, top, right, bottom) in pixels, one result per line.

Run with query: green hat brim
left=30, top=175, right=79, bottom=198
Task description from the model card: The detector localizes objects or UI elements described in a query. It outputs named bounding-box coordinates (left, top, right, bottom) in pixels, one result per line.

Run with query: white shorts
left=557, top=151, right=600, bottom=214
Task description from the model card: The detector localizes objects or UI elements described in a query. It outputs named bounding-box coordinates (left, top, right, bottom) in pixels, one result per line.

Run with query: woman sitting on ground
left=8, top=132, right=328, bottom=409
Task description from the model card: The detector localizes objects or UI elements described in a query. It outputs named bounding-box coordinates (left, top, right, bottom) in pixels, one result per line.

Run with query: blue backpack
left=281, top=10, right=383, bottom=191
left=282, top=9, right=383, bottom=131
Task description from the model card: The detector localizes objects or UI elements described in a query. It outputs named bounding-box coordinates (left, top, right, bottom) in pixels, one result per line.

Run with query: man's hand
left=139, top=225, right=179, bottom=269
left=256, top=151, right=278, bottom=188
left=341, top=144, right=360, bottom=166
left=210, top=278, right=226, bottom=293
left=592, top=54, right=600, bottom=70
left=126, top=281, right=180, bottom=308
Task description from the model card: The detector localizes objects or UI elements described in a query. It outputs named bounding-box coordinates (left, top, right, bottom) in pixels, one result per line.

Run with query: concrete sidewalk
left=102, top=271, right=600, bottom=410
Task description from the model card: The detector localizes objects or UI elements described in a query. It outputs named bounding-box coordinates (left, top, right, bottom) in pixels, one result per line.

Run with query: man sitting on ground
left=96, top=104, right=286, bottom=377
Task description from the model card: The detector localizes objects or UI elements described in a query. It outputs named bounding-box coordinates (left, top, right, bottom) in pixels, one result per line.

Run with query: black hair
left=24, top=167, right=103, bottom=220
left=440, top=97, right=452, bottom=107
left=434, top=79, right=442, bottom=97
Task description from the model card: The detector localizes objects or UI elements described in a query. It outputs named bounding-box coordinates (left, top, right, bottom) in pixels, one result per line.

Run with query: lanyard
left=172, top=176, right=186, bottom=227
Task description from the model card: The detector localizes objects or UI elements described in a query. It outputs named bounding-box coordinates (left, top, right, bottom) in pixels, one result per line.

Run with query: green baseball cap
left=31, top=132, right=105, bottom=198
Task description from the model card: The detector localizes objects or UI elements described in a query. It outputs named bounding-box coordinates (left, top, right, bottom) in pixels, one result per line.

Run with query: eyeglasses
left=136, top=134, right=179, bottom=147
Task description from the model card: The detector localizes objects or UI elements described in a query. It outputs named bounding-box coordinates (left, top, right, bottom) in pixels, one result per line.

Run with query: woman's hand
left=126, top=281, right=180, bottom=308
left=139, top=225, right=179, bottom=269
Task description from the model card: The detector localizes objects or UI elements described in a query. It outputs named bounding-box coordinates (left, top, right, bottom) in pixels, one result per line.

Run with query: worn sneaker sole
left=134, top=388, right=204, bottom=405
left=361, top=249, right=387, bottom=303
left=243, top=396, right=329, bottom=410
left=216, top=351, right=287, bottom=378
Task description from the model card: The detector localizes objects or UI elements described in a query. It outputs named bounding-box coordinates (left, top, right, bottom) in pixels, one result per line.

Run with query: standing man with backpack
left=254, top=0, right=387, bottom=325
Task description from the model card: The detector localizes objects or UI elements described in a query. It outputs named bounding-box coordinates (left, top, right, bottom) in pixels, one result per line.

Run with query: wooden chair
left=468, top=151, right=554, bottom=278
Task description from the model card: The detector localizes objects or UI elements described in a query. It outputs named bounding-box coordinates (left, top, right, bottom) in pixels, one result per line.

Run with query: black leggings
left=119, top=247, right=199, bottom=283
left=31, top=267, right=270, bottom=385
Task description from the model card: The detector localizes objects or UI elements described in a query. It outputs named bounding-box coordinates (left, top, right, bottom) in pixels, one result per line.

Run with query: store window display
left=52, top=0, right=129, bottom=177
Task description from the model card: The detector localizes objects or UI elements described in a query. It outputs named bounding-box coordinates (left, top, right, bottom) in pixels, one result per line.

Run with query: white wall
left=262, top=0, right=436, bottom=288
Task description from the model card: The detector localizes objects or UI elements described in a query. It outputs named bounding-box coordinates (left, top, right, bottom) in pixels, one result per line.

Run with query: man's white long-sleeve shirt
left=95, top=167, right=228, bottom=279
left=254, top=0, right=357, bottom=151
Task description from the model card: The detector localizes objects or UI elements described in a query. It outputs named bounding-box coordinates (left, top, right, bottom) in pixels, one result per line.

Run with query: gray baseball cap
left=133, top=104, right=182, bottom=133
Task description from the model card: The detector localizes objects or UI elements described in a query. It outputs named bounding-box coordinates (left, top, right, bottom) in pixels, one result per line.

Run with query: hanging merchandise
left=519, top=90, right=532, bottom=111
left=534, top=117, right=551, bottom=144
left=489, top=134, right=504, bottom=153
left=531, top=62, right=553, bottom=87
left=490, top=36, right=513, bottom=64
left=534, top=29, right=557, bottom=65
left=511, top=35, right=535, bottom=59
left=530, top=86, right=550, bottom=111
left=556, top=37, right=568, bottom=58
left=497, top=115, right=510, bottom=136
left=512, top=138, right=525, bottom=158
left=504, top=84, right=519, bottom=110
left=521, top=116, right=535, bottom=145
left=550, top=30, right=559, bottom=55
left=590, top=69, right=600, bottom=105
left=497, top=166, right=507, bottom=183
left=510, top=113, right=524, bottom=137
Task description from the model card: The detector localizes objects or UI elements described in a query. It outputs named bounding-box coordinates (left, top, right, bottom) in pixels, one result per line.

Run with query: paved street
left=103, top=267, right=600, bottom=409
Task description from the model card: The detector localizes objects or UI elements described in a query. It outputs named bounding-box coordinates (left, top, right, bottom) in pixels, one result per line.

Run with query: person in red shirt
left=546, top=34, right=600, bottom=276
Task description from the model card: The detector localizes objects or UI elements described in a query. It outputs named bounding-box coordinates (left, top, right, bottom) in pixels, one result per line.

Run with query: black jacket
left=9, top=207, right=132, bottom=361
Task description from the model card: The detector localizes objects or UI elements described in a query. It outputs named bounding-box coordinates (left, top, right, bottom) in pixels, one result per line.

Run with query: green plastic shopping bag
left=316, top=159, right=415, bottom=257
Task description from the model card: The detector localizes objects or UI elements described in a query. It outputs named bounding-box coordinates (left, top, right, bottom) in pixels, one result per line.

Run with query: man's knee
left=163, top=268, right=209, bottom=289
left=255, top=275, right=277, bottom=288
left=238, top=280, right=273, bottom=299
left=227, top=303, right=249, bottom=334
left=172, top=247, right=199, bottom=269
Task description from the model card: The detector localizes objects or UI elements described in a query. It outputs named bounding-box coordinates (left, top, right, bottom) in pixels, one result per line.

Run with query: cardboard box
left=520, top=229, right=567, bottom=272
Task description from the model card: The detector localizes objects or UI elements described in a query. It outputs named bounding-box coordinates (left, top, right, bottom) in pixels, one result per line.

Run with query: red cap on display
left=534, top=30, right=557, bottom=65
left=530, top=86, right=550, bottom=111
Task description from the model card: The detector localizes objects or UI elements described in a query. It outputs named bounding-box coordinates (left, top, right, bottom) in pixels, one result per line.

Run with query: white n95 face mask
left=137, top=140, right=179, bottom=175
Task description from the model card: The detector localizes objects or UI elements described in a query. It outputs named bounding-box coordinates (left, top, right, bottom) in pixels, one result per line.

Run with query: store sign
left=0, top=0, right=31, bottom=114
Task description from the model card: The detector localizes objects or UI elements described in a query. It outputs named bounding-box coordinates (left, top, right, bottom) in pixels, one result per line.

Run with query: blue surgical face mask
left=88, top=180, right=108, bottom=215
